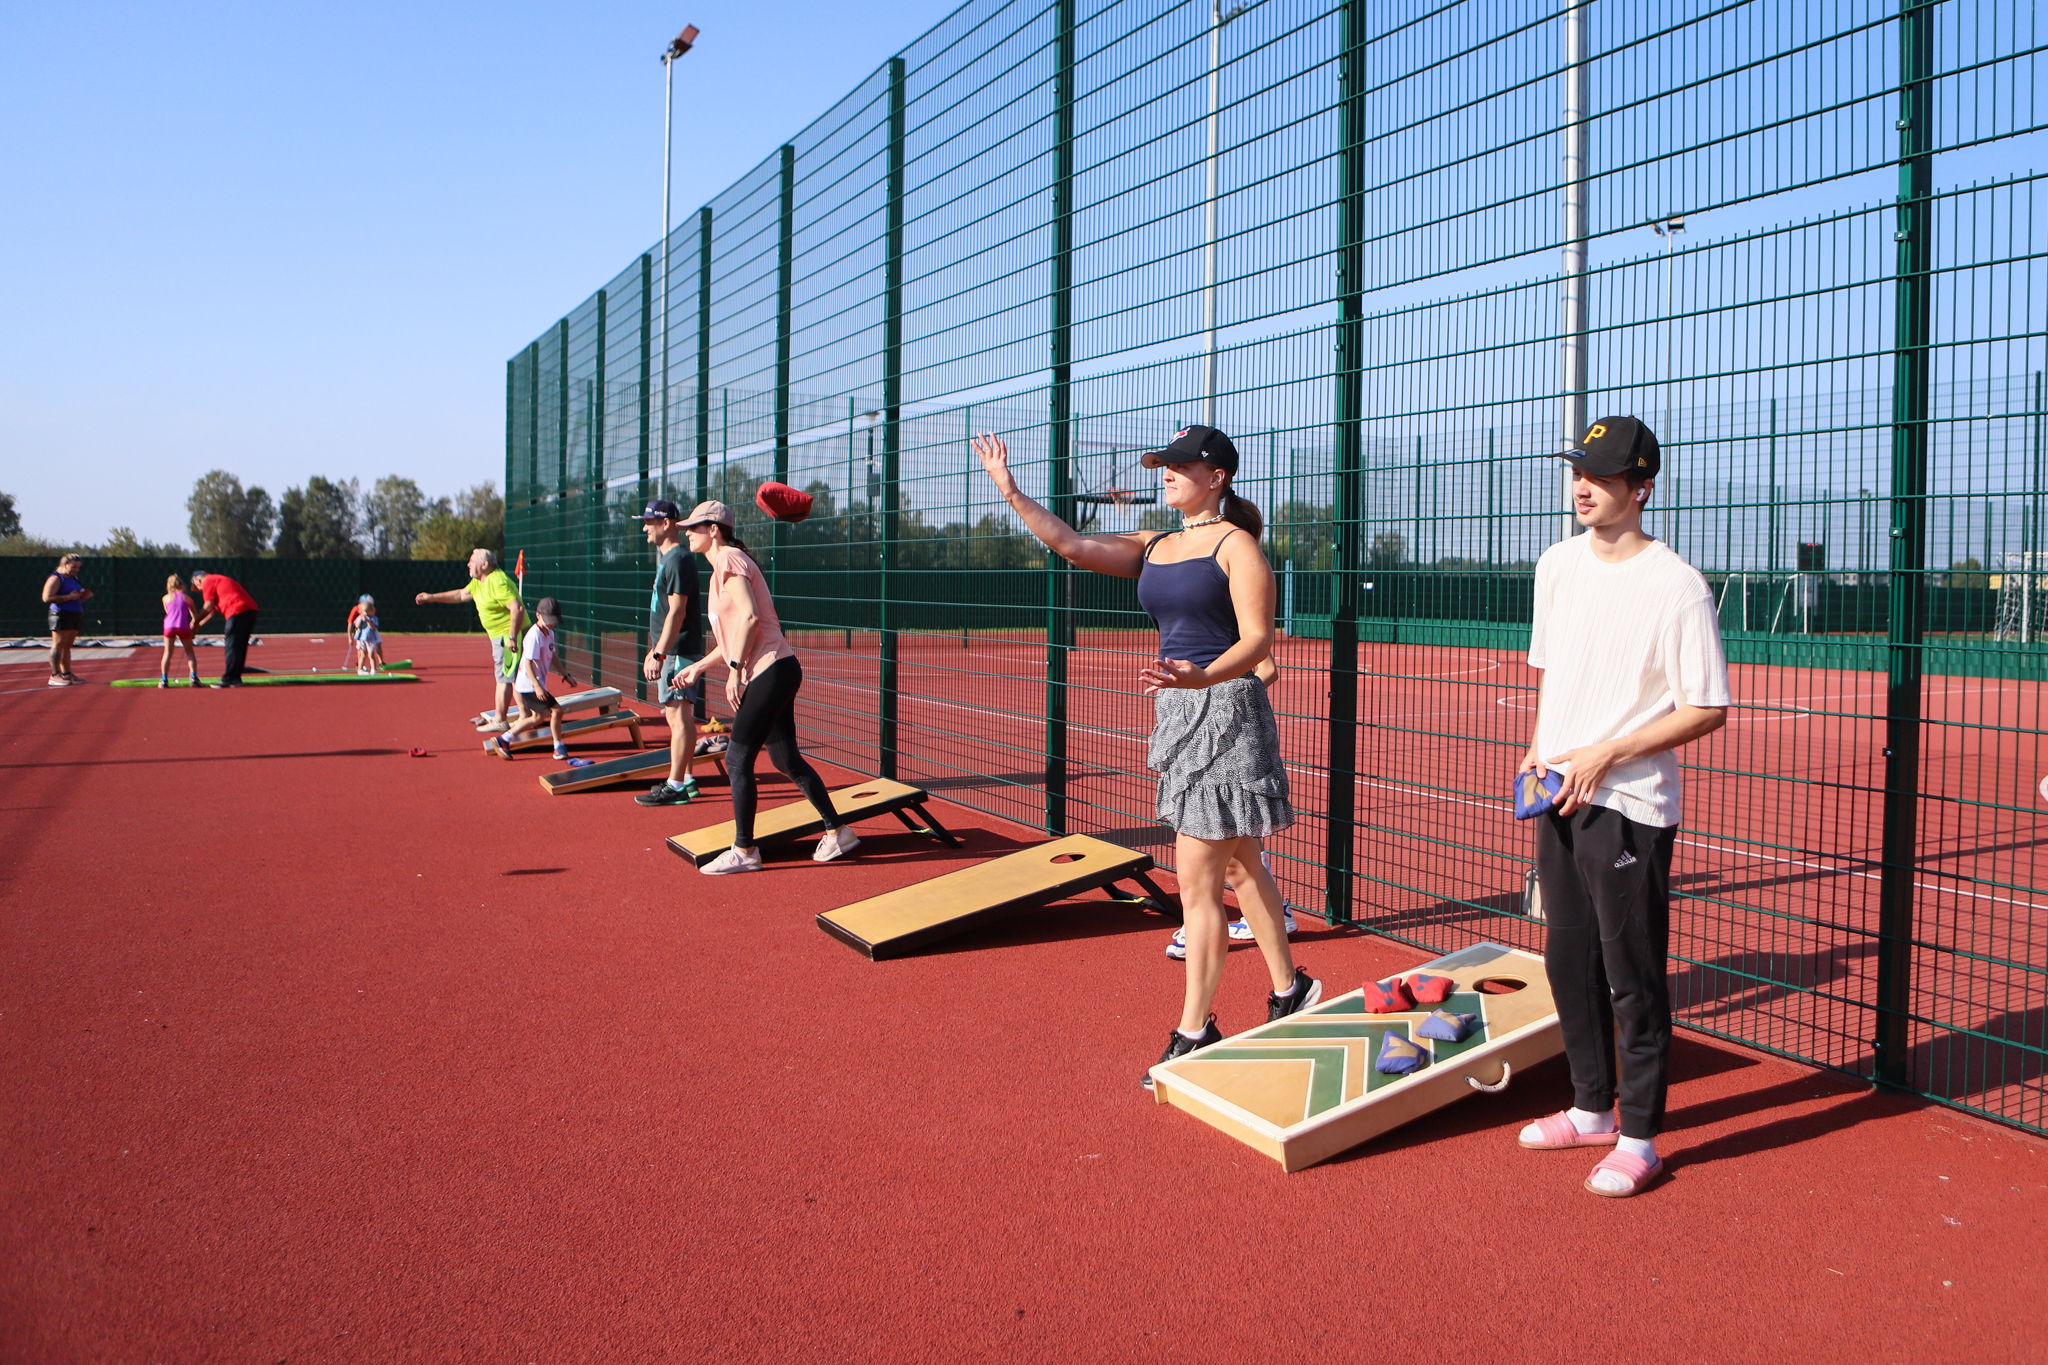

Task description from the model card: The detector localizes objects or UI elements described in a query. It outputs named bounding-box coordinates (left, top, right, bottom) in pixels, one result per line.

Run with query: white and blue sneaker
left=1165, top=907, right=1297, bottom=960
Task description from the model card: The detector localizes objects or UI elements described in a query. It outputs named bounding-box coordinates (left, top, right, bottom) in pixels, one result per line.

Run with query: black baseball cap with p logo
left=637, top=498, right=682, bottom=521
left=1139, top=424, right=1240, bottom=476
left=1562, top=416, right=1660, bottom=478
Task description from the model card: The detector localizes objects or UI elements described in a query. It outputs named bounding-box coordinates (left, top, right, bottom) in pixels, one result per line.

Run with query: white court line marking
left=808, top=670, right=2045, bottom=913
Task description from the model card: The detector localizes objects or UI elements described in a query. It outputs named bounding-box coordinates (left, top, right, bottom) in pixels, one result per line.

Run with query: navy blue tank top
left=1136, top=530, right=1241, bottom=666
left=49, top=573, right=84, bottom=618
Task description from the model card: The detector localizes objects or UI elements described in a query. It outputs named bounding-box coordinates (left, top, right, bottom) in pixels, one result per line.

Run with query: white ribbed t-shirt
left=1528, top=534, right=1731, bottom=828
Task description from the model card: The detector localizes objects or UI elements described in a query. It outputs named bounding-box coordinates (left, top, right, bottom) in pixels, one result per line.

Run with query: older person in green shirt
left=415, top=548, right=526, bottom=732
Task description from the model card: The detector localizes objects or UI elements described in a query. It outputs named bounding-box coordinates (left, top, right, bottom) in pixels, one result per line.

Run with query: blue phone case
left=1513, top=768, right=1564, bottom=820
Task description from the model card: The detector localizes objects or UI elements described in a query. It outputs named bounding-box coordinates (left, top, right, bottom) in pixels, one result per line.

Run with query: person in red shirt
left=191, top=570, right=260, bottom=688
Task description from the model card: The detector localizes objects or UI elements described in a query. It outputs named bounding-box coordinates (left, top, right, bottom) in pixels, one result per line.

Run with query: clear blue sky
left=0, top=0, right=957, bottom=547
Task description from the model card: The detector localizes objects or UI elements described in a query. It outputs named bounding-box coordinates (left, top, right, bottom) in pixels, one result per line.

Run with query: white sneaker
left=701, top=845, right=763, bottom=876
left=1165, top=909, right=1297, bottom=960
left=46, top=675, right=71, bottom=687
left=812, top=827, right=861, bottom=862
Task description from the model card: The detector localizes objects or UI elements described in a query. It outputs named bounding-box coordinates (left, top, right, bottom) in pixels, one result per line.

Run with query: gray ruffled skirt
left=1148, top=674, right=1294, bottom=841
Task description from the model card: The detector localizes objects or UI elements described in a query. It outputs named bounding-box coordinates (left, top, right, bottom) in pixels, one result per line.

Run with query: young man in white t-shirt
left=1517, top=415, right=1731, bottom=1198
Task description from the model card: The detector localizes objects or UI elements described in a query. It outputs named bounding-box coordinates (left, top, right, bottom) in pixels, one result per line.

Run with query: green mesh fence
left=509, top=1, right=2047, bottom=1134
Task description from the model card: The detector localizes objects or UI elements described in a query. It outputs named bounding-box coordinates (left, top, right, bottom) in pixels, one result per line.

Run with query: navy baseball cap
left=637, top=498, right=682, bottom=520
left=1139, top=424, right=1240, bottom=476
left=1562, top=416, right=1660, bottom=478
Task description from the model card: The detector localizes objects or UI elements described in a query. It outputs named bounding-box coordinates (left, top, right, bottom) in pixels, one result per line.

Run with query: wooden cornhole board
left=1149, top=942, right=1562, bottom=1172
left=667, top=778, right=960, bottom=866
left=486, top=707, right=646, bottom=755
left=471, top=687, right=620, bottom=728
left=538, top=746, right=727, bottom=795
left=817, top=834, right=1174, bottom=960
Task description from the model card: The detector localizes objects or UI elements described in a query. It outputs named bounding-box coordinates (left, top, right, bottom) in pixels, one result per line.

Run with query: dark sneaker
left=1140, top=1015, right=1223, bottom=1089
left=1266, top=969, right=1323, bottom=1022
left=634, top=780, right=698, bottom=807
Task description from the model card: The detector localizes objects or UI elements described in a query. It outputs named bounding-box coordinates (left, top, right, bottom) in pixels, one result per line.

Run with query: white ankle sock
left=668, top=778, right=692, bottom=791
left=1568, top=1107, right=1617, bottom=1135
left=1616, top=1135, right=1657, bottom=1162
left=1272, top=975, right=1300, bottom=998
left=1178, top=1025, right=1210, bottom=1041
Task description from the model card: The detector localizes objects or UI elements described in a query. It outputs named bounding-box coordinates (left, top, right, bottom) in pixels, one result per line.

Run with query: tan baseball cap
left=681, top=500, right=735, bottom=529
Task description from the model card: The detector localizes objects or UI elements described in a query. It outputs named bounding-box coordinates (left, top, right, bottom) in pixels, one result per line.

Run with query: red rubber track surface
left=2, top=635, right=2042, bottom=1363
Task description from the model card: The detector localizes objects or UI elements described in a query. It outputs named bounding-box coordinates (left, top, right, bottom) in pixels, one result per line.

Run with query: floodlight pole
left=660, top=24, right=699, bottom=502
left=1201, top=1, right=1246, bottom=428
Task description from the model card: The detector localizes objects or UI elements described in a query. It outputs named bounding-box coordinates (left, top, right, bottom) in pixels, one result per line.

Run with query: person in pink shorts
left=159, top=574, right=200, bottom=688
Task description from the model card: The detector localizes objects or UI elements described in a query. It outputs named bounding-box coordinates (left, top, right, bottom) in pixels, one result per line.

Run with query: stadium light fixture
left=660, top=24, right=701, bottom=503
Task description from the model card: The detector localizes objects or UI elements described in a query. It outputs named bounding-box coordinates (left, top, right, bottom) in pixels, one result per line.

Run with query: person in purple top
left=41, top=553, right=91, bottom=687
left=974, top=424, right=1318, bottom=1088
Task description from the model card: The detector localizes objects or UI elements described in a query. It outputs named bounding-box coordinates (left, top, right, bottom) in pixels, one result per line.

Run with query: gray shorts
left=488, top=634, right=517, bottom=681
left=660, top=654, right=703, bottom=708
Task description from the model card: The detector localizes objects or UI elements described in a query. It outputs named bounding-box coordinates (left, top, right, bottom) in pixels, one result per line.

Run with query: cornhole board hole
left=538, top=747, right=726, bottom=795
left=471, top=687, right=620, bottom=728
left=486, top=708, right=646, bottom=755
left=1148, top=942, right=1562, bottom=1172
left=667, top=779, right=960, bottom=866
left=817, top=834, right=1174, bottom=960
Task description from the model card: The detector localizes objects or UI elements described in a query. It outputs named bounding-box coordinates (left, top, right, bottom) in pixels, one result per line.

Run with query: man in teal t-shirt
left=414, top=548, right=526, bottom=732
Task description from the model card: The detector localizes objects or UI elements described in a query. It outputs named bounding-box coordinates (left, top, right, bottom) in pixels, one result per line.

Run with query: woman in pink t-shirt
left=673, top=500, right=853, bottom=875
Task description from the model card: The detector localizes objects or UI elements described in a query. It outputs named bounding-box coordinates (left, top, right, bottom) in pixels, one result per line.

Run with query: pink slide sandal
left=1517, top=1111, right=1622, bottom=1150
left=1583, top=1150, right=1663, bottom=1198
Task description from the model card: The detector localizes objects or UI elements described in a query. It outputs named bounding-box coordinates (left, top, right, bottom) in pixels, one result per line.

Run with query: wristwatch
left=650, top=650, right=665, bottom=660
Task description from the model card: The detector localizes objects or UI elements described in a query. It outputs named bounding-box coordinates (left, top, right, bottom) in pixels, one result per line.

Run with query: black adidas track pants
left=1535, top=804, right=1678, bottom=1140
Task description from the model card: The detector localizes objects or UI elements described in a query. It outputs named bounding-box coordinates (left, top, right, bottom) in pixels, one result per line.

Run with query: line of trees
left=182, top=472, right=503, bottom=560
left=0, top=476, right=505, bottom=562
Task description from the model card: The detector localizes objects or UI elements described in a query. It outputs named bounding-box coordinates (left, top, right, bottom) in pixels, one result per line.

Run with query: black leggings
left=726, top=655, right=840, bottom=847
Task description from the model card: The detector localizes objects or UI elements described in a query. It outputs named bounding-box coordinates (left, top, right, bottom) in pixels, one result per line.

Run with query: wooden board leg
left=909, top=802, right=962, bottom=846
left=1132, top=869, right=1179, bottom=917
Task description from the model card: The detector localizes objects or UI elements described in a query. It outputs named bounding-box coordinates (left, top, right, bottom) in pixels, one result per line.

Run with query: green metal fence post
left=557, top=318, right=570, bottom=606
left=697, top=206, right=713, bottom=506
left=527, top=342, right=541, bottom=507
left=1875, top=0, right=1935, bottom=1090
left=588, top=289, right=607, bottom=686
left=774, top=144, right=796, bottom=592
left=636, top=255, right=653, bottom=700
left=1324, top=0, right=1368, bottom=925
left=1045, top=0, right=1076, bottom=835
left=879, top=59, right=906, bottom=780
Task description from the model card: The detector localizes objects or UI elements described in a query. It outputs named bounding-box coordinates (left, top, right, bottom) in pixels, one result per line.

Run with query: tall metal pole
left=659, top=26, right=699, bottom=503
left=879, top=58, right=907, bottom=781
left=697, top=206, right=713, bottom=505
left=1046, top=1, right=1077, bottom=832
left=1874, top=0, right=1934, bottom=1091
left=774, top=142, right=796, bottom=590
left=1201, top=2, right=1243, bottom=427
left=1325, top=0, right=1368, bottom=926
left=661, top=53, right=675, bottom=501
left=1559, top=3, right=1590, bottom=539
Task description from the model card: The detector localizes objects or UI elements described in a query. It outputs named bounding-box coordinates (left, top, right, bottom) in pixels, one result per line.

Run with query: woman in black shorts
left=41, top=553, right=91, bottom=688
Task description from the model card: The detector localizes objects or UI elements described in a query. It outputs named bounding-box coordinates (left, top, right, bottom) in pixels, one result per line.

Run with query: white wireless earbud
left=1635, top=489, right=1647, bottom=502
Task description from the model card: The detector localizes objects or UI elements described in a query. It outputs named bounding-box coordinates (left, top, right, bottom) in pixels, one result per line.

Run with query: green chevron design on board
left=1198, top=1046, right=1349, bottom=1118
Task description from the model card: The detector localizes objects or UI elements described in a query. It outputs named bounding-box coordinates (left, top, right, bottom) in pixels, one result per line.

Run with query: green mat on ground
left=111, top=672, right=421, bottom=689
